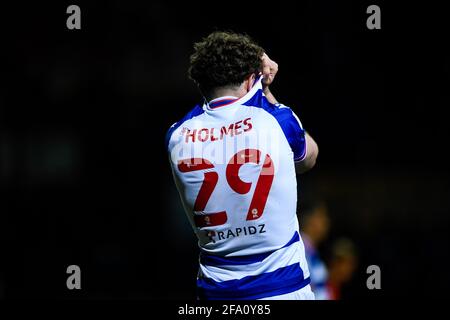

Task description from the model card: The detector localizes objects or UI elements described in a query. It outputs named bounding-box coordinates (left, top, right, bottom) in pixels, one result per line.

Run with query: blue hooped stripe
left=197, top=263, right=310, bottom=300
left=200, top=231, right=300, bottom=266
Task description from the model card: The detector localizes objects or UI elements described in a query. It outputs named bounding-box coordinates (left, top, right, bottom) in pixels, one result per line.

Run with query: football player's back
left=167, top=32, right=319, bottom=300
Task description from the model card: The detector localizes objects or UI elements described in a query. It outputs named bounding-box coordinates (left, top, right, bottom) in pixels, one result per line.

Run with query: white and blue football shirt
left=166, top=77, right=311, bottom=300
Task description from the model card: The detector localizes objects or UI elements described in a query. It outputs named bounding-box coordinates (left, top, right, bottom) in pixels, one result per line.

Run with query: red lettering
left=210, top=128, right=218, bottom=141
left=243, top=118, right=253, bottom=132
left=234, top=120, right=243, bottom=135
left=220, top=124, right=234, bottom=139
left=185, top=129, right=196, bottom=143
left=198, top=128, right=209, bottom=142
left=185, top=119, right=252, bottom=143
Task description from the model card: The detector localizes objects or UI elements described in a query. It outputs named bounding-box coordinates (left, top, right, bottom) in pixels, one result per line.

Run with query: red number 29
left=177, top=148, right=274, bottom=228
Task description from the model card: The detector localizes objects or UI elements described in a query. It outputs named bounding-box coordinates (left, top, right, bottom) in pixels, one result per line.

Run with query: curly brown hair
left=188, top=31, right=264, bottom=95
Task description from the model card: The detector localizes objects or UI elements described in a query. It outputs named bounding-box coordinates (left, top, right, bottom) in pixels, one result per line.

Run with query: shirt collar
left=208, top=96, right=239, bottom=109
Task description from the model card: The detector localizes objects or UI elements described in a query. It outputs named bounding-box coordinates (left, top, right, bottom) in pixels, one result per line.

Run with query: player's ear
left=245, top=73, right=256, bottom=91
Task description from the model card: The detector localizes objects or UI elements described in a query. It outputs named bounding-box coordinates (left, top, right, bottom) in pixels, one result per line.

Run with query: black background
left=2, top=0, right=449, bottom=299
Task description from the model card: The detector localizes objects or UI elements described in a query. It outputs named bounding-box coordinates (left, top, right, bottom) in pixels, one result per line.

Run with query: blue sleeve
left=270, top=105, right=307, bottom=161
left=240, top=88, right=306, bottom=161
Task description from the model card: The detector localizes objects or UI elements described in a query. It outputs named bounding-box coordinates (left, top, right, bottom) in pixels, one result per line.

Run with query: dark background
left=2, top=1, right=449, bottom=299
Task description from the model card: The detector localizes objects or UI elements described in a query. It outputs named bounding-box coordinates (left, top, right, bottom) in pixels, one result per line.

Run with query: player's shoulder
left=245, top=90, right=297, bottom=119
left=253, top=97, right=299, bottom=126
left=265, top=102, right=297, bottom=121
left=165, top=103, right=205, bottom=150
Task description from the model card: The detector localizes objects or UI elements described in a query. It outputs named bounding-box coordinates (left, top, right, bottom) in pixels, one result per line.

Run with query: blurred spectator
left=301, top=201, right=331, bottom=300
left=326, top=238, right=358, bottom=300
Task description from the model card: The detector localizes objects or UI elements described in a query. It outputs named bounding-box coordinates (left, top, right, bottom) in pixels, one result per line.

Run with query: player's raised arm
left=261, top=53, right=279, bottom=104
left=295, top=132, right=319, bottom=174
left=261, top=53, right=319, bottom=174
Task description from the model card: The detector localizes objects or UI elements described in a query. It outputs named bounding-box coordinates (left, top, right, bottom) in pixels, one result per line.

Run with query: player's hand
left=261, top=53, right=278, bottom=88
